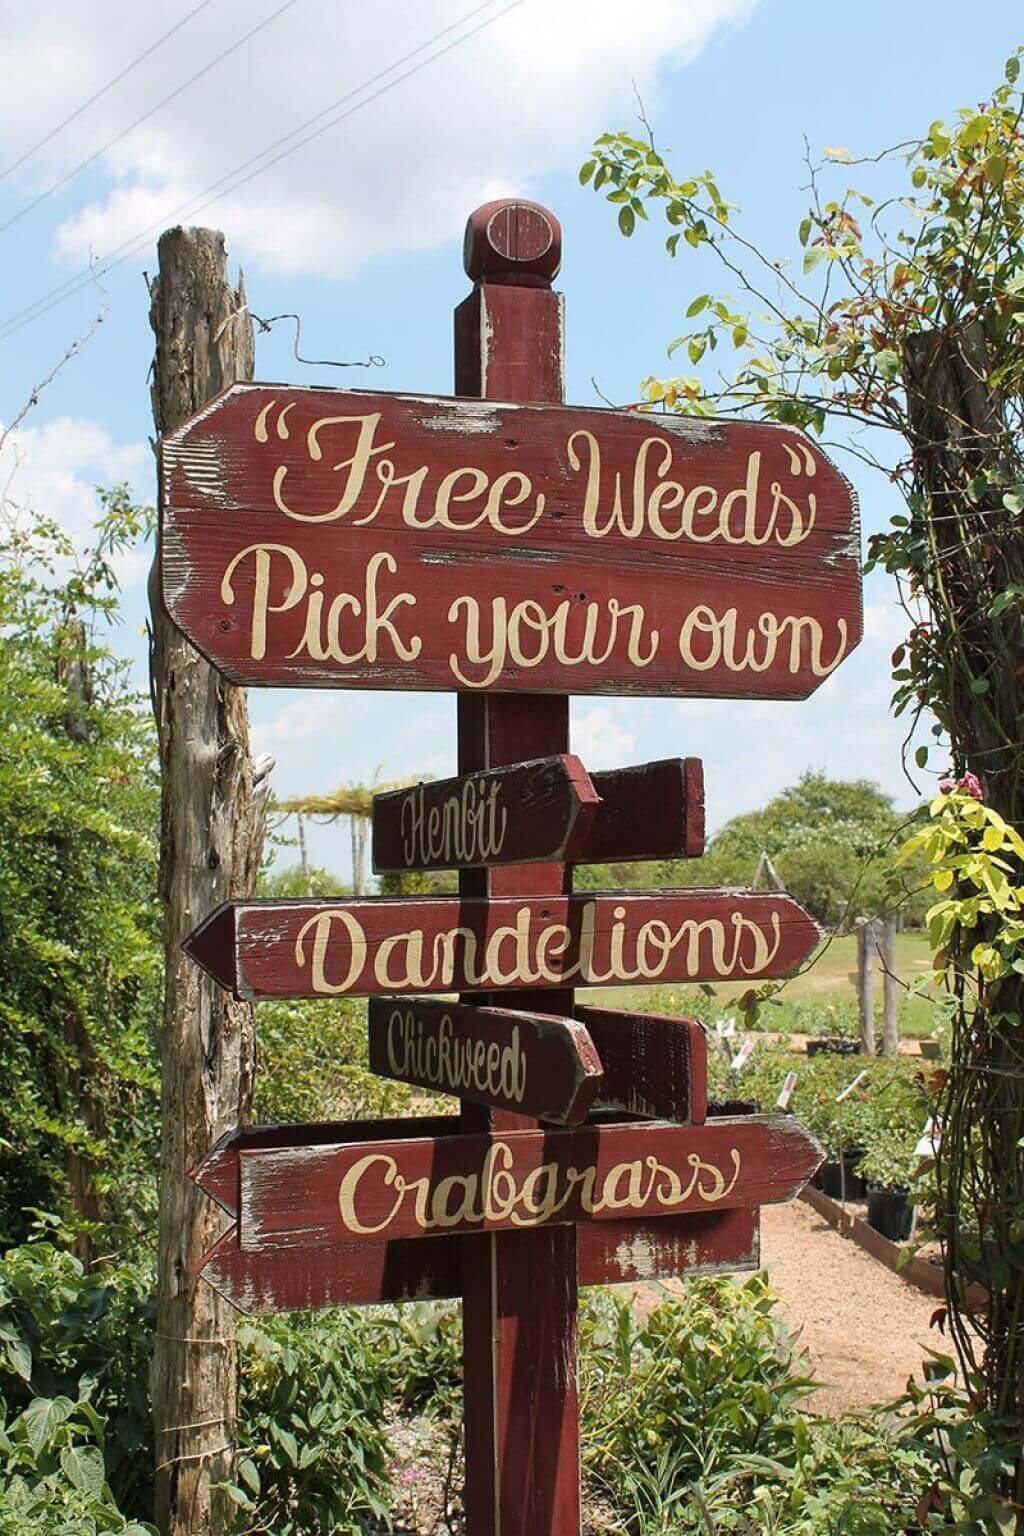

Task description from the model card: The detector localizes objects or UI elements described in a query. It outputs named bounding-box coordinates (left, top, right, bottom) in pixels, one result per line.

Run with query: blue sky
left=2, top=0, right=1020, bottom=878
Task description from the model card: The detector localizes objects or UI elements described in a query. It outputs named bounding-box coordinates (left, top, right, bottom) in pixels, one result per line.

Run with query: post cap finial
left=463, top=198, right=561, bottom=286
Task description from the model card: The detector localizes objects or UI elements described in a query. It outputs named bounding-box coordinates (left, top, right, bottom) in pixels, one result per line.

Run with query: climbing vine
left=585, top=48, right=1024, bottom=1521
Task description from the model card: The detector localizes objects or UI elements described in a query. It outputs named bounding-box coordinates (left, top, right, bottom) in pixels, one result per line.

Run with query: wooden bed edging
left=800, top=1184, right=987, bottom=1310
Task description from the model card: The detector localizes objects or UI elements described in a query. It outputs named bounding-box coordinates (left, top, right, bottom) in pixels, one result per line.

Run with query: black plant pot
left=820, top=1152, right=867, bottom=1201
left=866, top=1185, right=917, bottom=1242
left=806, top=1038, right=860, bottom=1058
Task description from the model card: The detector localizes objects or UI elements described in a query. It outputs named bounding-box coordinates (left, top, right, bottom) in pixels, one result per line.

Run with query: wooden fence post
left=856, top=917, right=876, bottom=1056
left=880, top=914, right=899, bottom=1056
left=454, top=199, right=581, bottom=1536
left=148, top=227, right=266, bottom=1536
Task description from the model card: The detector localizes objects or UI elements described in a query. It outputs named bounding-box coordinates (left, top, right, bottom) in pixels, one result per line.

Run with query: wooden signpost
left=578, top=1004, right=708, bottom=1123
left=183, top=889, right=820, bottom=1000
left=367, top=997, right=603, bottom=1125
left=160, top=197, right=858, bottom=1536
left=235, top=1114, right=819, bottom=1249
left=371, top=753, right=705, bottom=872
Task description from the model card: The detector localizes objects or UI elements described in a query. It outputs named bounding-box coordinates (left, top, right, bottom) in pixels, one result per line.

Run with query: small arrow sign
left=235, top=1114, right=822, bottom=1250
left=372, top=754, right=599, bottom=873
left=578, top=1005, right=707, bottom=1123
left=183, top=890, right=820, bottom=1000
left=367, top=997, right=603, bottom=1124
left=371, top=755, right=705, bottom=874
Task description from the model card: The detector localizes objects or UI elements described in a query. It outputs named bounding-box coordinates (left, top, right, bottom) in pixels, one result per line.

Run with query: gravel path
left=760, top=1196, right=944, bottom=1413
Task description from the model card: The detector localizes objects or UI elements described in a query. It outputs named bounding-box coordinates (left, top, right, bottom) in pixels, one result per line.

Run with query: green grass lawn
left=579, top=929, right=943, bottom=1039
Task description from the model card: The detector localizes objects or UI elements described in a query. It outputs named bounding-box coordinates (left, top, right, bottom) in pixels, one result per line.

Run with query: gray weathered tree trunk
left=880, top=914, right=899, bottom=1057
left=148, top=227, right=266, bottom=1536
left=855, top=917, right=876, bottom=1056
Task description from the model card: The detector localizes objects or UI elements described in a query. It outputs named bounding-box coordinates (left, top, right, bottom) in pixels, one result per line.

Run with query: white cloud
left=0, top=415, right=150, bottom=584
left=572, top=702, right=636, bottom=768
left=1, top=0, right=758, bottom=279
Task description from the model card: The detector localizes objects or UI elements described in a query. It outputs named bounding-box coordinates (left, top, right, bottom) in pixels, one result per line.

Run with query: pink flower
left=938, top=772, right=984, bottom=801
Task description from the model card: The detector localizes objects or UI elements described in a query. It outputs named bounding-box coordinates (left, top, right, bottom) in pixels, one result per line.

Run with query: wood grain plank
left=235, top=1114, right=821, bottom=1249
left=159, top=386, right=862, bottom=699
left=183, top=889, right=821, bottom=1000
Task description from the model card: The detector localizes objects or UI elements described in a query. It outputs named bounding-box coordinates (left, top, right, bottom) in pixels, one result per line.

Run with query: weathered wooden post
left=454, top=199, right=581, bottom=1535
left=148, top=227, right=265, bottom=1536
left=856, top=917, right=877, bottom=1055
left=880, top=913, right=899, bottom=1055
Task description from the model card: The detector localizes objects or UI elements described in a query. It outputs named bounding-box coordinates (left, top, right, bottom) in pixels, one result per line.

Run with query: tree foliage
left=586, top=44, right=1024, bottom=1521
left=0, top=494, right=161, bottom=1251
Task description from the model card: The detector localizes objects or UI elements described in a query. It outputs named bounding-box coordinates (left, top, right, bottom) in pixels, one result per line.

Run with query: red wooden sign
left=579, top=1005, right=708, bottom=1123
left=371, top=754, right=599, bottom=872
left=371, top=754, right=705, bottom=873
left=587, top=757, right=704, bottom=863
left=196, top=1205, right=760, bottom=1314
left=232, top=1114, right=821, bottom=1250
left=367, top=997, right=603, bottom=1124
left=160, top=386, right=861, bottom=699
left=183, top=890, right=820, bottom=1000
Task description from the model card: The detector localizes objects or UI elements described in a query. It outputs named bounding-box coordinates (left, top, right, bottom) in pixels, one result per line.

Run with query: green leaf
left=617, top=205, right=635, bottom=237
left=911, top=165, right=927, bottom=189
left=915, top=745, right=929, bottom=769
left=875, top=349, right=900, bottom=381
left=21, top=1397, right=73, bottom=1455
left=237, top=1457, right=261, bottom=1496
left=578, top=159, right=596, bottom=186
left=970, top=677, right=991, bottom=695
left=686, top=294, right=710, bottom=317
left=961, top=114, right=988, bottom=148
left=798, top=217, right=812, bottom=247
left=1003, top=492, right=1023, bottom=514
left=60, top=1443, right=106, bottom=1495
left=1007, top=54, right=1021, bottom=84
left=274, top=1426, right=299, bottom=1466
left=4, top=1334, right=31, bottom=1383
left=802, top=244, right=825, bottom=274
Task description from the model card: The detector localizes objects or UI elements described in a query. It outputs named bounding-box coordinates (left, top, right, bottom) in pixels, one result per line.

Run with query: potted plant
left=796, top=1066, right=871, bottom=1200
left=858, top=1130, right=921, bottom=1241
left=805, top=1002, right=861, bottom=1058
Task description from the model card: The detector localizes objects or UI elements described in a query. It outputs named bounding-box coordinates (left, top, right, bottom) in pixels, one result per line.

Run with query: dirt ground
left=758, top=1196, right=944, bottom=1412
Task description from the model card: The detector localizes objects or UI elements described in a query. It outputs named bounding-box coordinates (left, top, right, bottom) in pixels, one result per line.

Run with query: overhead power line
left=0, top=0, right=302, bottom=236
left=0, top=0, right=525, bottom=346
left=0, top=0, right=219, bottom=183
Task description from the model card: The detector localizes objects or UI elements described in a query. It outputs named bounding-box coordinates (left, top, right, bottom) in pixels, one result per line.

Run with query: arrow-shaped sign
left=183, top=890, right=820, bottom=1000
left=372, top=754, right=599, bottom=872
left=196, top=1205, right=760, bottom=1315
left=371, top=755, right=704, bottom=873
left=367, top=997, right=603, bottom=1124
left=578, top=1005, right=707, bottom=1123
left=228, top=1114, right=821, bottom=1250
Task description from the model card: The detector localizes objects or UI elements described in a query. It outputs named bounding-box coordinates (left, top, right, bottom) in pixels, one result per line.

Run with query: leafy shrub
left=0, top=498, right=161, bottom=1250
left=223, top=1313, right=395, bottom=1535
left=383, top=1303, right=462, bottom=1423
left=0, top=1392, right=155, bottom=1536
left=0, top=1222, right=153, bottom=1517
left=580, top=1276, right=938, bottom=1534
left=254, top=997, right=418, bottom=1125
